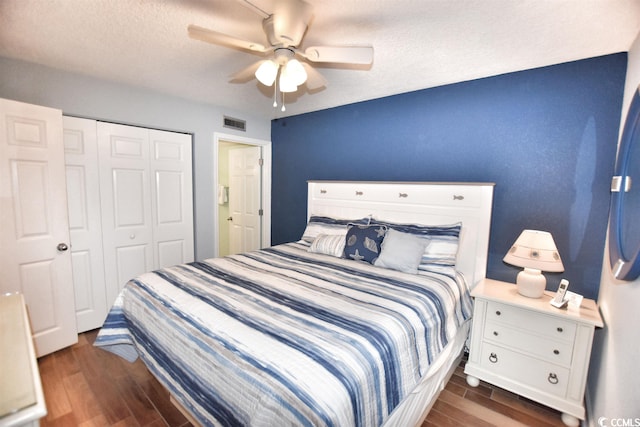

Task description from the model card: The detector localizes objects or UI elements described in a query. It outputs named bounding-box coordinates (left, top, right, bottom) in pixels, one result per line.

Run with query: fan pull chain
left=272, top=80, right=278, bottom=108
left=281, top=92, right=286, bottom=112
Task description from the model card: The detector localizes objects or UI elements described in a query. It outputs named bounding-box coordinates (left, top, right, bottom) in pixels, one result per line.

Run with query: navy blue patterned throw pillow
left=343, top=224, right=387, bottom=264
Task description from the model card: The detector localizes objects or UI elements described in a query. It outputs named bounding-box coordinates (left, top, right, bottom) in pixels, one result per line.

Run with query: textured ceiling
left=1, top=0, right=639, bottom=119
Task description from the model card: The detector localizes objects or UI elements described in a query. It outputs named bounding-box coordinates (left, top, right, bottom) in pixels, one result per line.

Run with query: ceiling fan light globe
left=279, top=72, right=298, bottom=93
left=255, top=60, right=278, bottom=86
left=285, top=59, right=307, bottom=86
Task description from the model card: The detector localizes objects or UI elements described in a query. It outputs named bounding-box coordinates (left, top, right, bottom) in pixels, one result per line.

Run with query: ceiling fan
left=188, top=0, right=374, bottom=111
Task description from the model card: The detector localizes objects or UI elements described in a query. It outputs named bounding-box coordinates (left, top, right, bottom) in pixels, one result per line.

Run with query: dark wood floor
left=423, top=358, right=566, bottom=427
left=37, top=329, right=192, bottom=427
left=37, top=330, right=566, bottom=426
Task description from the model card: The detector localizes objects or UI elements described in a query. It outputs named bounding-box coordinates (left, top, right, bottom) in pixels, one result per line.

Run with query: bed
left=95, top=180, right=494, bottom=427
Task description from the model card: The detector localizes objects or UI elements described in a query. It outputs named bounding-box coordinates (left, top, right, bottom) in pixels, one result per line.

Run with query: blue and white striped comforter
left=95, top=242, right=473, bottom=427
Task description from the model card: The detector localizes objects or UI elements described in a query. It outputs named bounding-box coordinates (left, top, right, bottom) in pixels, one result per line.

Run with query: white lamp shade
left=284, top=59, right=307, bottom=86
left=255, top=60, right=278, bottom=86
left=279, top=68, right=298, bottom=93
left=503, top=229, right=564, bottom=272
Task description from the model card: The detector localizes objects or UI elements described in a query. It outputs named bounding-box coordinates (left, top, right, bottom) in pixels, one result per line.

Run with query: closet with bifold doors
left=63, top=117, right=194, bottom=333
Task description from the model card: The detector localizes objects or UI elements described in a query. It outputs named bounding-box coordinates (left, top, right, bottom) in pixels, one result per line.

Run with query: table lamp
left=503, top=230, right=564, bottom=298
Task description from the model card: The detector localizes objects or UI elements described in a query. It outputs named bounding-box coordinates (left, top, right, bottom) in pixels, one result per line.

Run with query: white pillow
left=308, top=234, right=346, bottom=258
left=374, top=229, right=429, bottom=274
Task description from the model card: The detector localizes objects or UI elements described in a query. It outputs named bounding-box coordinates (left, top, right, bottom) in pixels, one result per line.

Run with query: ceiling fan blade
left=235, top=0, right=270, bottom=19
left=301, top=63, right=327, bottom=90
left=230, top=60, right=264, bottom=82
left=188, top=25, right=269, bottom=53
left=303, top=46, right=374, bottom=65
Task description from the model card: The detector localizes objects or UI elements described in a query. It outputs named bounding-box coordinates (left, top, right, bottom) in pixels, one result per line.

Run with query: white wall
left=0, top=57, right=271, bottom=260
left=587, top=33, right=640, bottom=425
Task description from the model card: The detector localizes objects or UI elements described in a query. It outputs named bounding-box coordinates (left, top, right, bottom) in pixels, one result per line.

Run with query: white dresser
left=0, top=293, right=47, bottom=426
left=464, top=279, right=603, bottom=426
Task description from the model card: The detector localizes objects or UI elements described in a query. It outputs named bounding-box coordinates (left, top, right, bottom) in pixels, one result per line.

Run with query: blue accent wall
left=271, top=54, right=627, bottom=299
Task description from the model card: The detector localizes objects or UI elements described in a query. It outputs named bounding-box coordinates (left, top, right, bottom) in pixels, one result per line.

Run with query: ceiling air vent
left=223, top=116, right=246, bottom=132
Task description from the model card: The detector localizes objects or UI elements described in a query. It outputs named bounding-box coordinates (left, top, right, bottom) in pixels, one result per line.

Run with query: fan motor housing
left=262, top=15, right=307, bottom=47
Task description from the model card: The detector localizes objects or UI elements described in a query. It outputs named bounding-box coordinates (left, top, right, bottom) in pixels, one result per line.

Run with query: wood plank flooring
left=37, top=330, right=566, bottom=426
left=37, top=329, right=191, bottom=427
left=422, top=356, right=566, bottom=427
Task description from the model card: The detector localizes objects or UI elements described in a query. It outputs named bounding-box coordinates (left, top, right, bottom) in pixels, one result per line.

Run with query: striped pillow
left=301, top=215, right=369, bottom=243
left=308, top=234, right=346, bottom=258
left=369, top=220, right=461, bottom=270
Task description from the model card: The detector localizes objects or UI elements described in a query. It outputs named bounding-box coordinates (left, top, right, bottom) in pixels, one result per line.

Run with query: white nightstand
left=464, top=279, right=603, bottom=426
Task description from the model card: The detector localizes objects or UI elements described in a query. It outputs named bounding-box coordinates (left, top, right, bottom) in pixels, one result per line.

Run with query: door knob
left=227, top=217, right=233, bottom=221
left=57, top=243, right=69, bottom=252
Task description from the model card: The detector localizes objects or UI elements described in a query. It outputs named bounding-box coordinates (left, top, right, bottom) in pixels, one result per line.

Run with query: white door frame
left=213, top=132, right=271, bottom=257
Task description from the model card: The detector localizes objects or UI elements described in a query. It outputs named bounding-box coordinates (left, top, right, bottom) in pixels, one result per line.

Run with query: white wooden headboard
left=307, top=181, right=495, bottom=288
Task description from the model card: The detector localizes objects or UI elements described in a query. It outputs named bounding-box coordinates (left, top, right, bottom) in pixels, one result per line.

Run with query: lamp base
left=516, top=268, right=546, bottom=298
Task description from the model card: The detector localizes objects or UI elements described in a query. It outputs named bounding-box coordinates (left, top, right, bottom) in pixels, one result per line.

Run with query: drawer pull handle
left=399, top=192, right=408, bottom=198
left=548, top=373, right=559, bottom=384
left=355, top=191, right=363, bottom=196
left=493, top=331, right=499, bottom=336
left=489, top=353, right=498, bottom=363
left=320, top=189, right=327, bottom=194
left=557, top=327, right=563, bottom=333
left=553, top=349, right=560, bottom=355
left=495, top=310, right=501, bottom=316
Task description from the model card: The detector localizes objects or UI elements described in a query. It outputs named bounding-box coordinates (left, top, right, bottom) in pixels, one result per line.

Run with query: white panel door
left=149, top=129, right=194, bottom=268
left=63, top=116, right=109, bottom=332
left=0, top=98, right=78, bottom=356
left=98, top=122, right=153, bottom=307
left=228, top=146, right=262, bottom=254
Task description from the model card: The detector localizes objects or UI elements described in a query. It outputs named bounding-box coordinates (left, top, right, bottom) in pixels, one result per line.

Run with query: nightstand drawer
left=486, top=301, right=576, bottom=342
left=480, top=344, right=569, bottom=398
left=484, top=320, right=574, bottom=365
